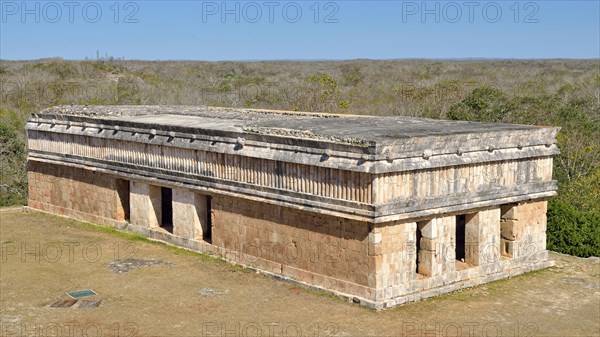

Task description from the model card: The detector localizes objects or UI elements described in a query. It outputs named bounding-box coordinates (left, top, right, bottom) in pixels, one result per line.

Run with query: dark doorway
left=116, top=179, right=130, bottom=222
left=161, top=187, right=173, bottom=233
left=455, top=214, right=466, bottom=261
left=415, top=224, right=422, bottom=274
left=204, top=196, right=212, bottom=242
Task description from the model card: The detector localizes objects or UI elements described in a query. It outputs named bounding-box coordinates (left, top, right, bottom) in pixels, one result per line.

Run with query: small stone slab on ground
left=200, top=288, right=229, bottom=296
left=108, top=258, right=174, bottom=273
left=76, top=300, right=102, bottom=308
left=49, top=299, right=78, bottom=308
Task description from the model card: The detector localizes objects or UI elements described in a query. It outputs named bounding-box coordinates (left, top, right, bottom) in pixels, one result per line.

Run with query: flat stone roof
left=38, top=105, right=557, bottom=149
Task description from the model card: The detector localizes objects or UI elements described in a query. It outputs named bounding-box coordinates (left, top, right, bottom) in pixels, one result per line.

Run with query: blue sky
left=1, top=1, right=599, bottom=60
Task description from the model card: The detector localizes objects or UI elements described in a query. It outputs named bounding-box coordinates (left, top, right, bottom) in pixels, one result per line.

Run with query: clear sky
left=1, top=0, right=599, bottom=60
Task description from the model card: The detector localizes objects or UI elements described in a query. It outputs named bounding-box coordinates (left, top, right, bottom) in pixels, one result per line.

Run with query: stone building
left=26, top=106, right=559, bottom=309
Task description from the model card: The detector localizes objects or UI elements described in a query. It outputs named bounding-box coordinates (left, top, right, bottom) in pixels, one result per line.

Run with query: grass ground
left=1, top=208, right=599, bottom=337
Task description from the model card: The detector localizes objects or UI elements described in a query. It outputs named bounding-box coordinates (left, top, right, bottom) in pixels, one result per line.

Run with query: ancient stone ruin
left=26, top=105, right=559, bottom=309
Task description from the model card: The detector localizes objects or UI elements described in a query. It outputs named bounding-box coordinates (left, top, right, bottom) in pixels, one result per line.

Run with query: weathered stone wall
left=465, top=208, right=501, bottom=266
left=374, top=157, right=554, bottom=204
left=370, top=220, right=416, bottom=299
left=366, top=215, right=459, bottom=302
left=27, top=161, right=128, bottom=226
left=24, top=106, right=559, bottom=309
left=27, top=160, right=553, bottom=308
left=172, top=188, right=209, bottom=241
left=26, top=116, right=558, bottom=223
left=197, top=195, right=549, bottom=305
left=130, top=181, right=161, bottom=229
left=501, top=201, right=548, bottom=261
left=27, top=130, right=374, bottom=204
left=367, top=205, right=549, bottom=308
left=211, top=195, right=375, bottom=299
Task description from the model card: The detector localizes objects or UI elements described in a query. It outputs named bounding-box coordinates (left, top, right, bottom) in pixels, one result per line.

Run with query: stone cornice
left=27, top=114, right=559, bottom=174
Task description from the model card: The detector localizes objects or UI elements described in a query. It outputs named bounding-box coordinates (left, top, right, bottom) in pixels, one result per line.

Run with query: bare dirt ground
left=1, top=208, right=599, bottom=337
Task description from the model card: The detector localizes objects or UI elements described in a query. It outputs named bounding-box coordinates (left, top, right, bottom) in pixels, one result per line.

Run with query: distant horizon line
left=1, top=57, right=598, bottom=62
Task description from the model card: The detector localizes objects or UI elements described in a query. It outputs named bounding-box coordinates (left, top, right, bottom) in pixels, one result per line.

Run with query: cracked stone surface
left=37, top=105, right=555, bottom=147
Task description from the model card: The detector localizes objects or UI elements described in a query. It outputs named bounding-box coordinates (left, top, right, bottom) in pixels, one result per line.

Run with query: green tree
left=0, top=108, right=27, bottom=206
left=547, top=199, right=600, bottom=257
left=448, top=87, right=512, bottom=122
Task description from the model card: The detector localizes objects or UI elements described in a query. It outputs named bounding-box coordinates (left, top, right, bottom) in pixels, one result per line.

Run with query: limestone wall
left=501, top=201, right=548, bottom=261
left=130, top=181, right=161, bottom=229
left=374, top=157, right=554, bottom=204
left=360, top=207, right=548, bottom=306
left=370, top=220, right=417, bottom=299
left=27, top=161, right=128, bottom=226
left=28, top=130, right=374, bottom=204
left=24, top=107, right=558, bottom=308
left=27, top=127, right=557, bottom=223
left=26, top=160, right=552, bottom=308
left=172, top=188, right=209, bottom=241
left=211, top=195, right=376, bottom=299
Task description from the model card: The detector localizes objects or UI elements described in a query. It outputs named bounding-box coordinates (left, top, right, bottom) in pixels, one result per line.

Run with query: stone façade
left=26, top=105, right=559, bottom=309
